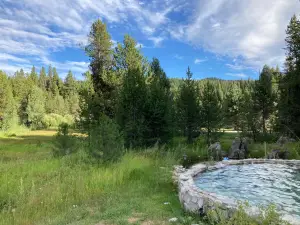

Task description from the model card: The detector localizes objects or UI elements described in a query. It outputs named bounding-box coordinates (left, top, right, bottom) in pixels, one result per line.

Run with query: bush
left=42, top=113, right=74, bottom=129
left=87, top=115, right=124, bottom=164
left=180, top=149, right=208, bottom=168
left=205, top=203, right=290, bottom=225
left=52, top=123, right=77, bottom=157
left=255, top=133, right=279, bottom=143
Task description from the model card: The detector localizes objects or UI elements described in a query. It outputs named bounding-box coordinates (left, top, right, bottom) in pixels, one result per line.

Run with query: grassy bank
left=0, top=130, right=199, bottom=225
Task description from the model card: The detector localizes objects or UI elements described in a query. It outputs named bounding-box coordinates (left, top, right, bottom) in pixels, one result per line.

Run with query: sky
left=0, top=0, right=300, bottom=80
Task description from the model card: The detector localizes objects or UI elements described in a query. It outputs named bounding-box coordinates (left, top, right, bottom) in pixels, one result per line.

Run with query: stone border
left=173, top=159, right=300, bottom=225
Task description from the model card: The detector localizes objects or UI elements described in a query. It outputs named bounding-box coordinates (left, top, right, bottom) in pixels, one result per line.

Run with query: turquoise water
left=194, top=163, right=300, bottom=219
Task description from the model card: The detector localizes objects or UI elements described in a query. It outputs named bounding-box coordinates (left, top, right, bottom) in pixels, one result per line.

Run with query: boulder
left=228, top=137, right=249, bottom=160
left=277, top=136, right=296, bottom=146
left=208, top=142, right=226, bottom=160
left=267, top=149, right=289, bottom=159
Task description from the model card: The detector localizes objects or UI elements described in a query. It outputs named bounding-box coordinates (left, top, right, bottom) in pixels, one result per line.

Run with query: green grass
left=0, top=130, right=201, bottom=225
left=0, top=130, right=294, bottom=225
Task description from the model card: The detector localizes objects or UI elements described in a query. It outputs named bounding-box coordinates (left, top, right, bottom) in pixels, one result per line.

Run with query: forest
left=1, top=16, right=300, bottom=147
left=0, top=13, right=300, bottom=225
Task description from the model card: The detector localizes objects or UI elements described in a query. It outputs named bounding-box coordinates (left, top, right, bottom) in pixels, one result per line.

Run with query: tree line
left=1, top=14, right=300, bottom=149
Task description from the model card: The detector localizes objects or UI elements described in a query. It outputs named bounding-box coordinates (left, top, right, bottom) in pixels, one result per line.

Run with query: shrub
left=87, top=115, right=124, bottom=164
left=52, top=123, right=77, bottom=157
left=205, top=203, right=290, bottom=225
left=180, top=149, right=208, bottom=168
left=255, top=133, right=279, bottom=143
left=42, top=113, right=74, bottom=128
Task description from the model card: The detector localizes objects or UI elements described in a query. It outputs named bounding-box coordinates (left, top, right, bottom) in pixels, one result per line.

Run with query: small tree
left=52, top=123, right=77, bottom=157
left=177, top=67, right=200, bottom=143
left=253, top=65, right=275, bottom=133
left=117, top=68, right=147, bottom=148
left=26, top=86, right=46, bottom=129
left=88, top=115, right=124, bottom=163
left=201, top=81, right=223, bottom=144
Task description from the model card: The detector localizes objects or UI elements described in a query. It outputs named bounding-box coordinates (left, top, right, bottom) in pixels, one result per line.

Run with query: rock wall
left=173, top=159, right=300, bottom=224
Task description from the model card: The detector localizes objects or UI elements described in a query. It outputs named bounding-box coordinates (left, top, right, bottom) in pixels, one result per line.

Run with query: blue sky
left=1, top=0, right=300, bottom=80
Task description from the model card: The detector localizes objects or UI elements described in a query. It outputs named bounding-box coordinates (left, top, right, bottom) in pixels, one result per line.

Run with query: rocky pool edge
left=173, top=159, right=300, bottom=225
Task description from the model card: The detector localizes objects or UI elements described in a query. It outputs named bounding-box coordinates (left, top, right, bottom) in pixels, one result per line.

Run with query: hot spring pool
left=194, top=163, right=300, bottom=219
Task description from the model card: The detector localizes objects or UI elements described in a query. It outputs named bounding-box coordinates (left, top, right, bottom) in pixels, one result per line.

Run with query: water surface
left=194, top=163, right=300, bottom=219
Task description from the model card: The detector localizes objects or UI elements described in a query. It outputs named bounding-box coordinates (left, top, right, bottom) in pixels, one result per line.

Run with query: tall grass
left=0, top=130, right=294, bottom=225
left=0, top=133, right=182, bottom=225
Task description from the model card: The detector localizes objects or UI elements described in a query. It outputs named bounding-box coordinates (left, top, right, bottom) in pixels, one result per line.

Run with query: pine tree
left=52, top=67, right=63, bottom=95
left=225, top=83, right=242, bottom=129
left=85, top=19, right=115, bottom=119
left=144, top=58, right=173, bottom=145
left=239, top=86, right=260, bottom=139
left=64, top=70, right=77, bottom=97
left=114, top=35, right=146, bottom=72
left=26, top=86, right=46, bottom=129
left=29, top=66, right=38, bottom=85
left=253, top=65, right=275, bottom=133
left=201, top=81, right=223, bottom=144
left=11, top=69, right=30, bottom=124
left=177, top=67, right=200, bottom=143
left=0, top=71, right=18, bottom=129
left=279, top=15, right=300, bottom=136
left=46, top=65, right=53, bottom=91
left=38, top=67, right=47, bottom=91
left=117, top=68, right=147, bottom=148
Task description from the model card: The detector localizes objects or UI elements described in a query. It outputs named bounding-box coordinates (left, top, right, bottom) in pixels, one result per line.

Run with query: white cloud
left=194, top=58, right=207, bottom=64
left=226, top=73, right=248, bottom=78
left=148, top=36, right=165, bottom=47
left=0, top=53, right=30, bottom=63
left=39, top=56, right=89, bottom=75
left=174, top=54, right=183, bottom=60
left=0, top=0, right=183, bottom=74
left=169, top=0, right=300, bottom=69
left=226, top=63, right=251, bottom=71
left=136, top=42, right=145, bottom=48
left=1, top=0, right=299, bottom=75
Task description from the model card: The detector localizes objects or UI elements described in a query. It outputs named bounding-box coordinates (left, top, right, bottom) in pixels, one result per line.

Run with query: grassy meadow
left=1, top=129, right=299, bottom=225
left=0, top=129, right=200, bottom=225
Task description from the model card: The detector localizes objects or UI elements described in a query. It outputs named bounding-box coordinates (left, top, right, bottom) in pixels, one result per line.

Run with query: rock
left=267, top=149, right=289, bottom=159
left=208, top=142, right=225, bottom=160
left=277, top=136, right=296, bottom=146
left=228, top=137, right=249, bottom=160
left=168, top=217, right=178, bottom=222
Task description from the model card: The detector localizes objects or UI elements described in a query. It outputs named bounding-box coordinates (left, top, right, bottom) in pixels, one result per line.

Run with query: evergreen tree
left=117, top=68, right=147, bottom=148
left=177, top=67, right=200, bottom=143
left=11, top=69, right=30, bottom=124
left=85, top=19, right=115, bottom=118
left=201, top=81, right=223, bottom=144
left=114, top=35, right=146, bottom=72
left=144, top=58, right=173, bottom=145
left=224, top=83, right=242, bottom=129
left=64, top=70, right=77, bottom=97
left=239, top=86, right=260, bottom=139
left=51, top=67, right=61, bottom=95
left=38, top=67, right=47, bottom=91
left=78, top=71, right=96, bottom=131
left=0, top=71, right=18, bottom=129
left=254, top=65, right=275, bottom=133
left=46, top=65, right=53, bottom=91
left=26, top=86, right=46, bottom=129
left=279, top=15, right=300, bottom=136
left=29, top=66, right=38, bottom=85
